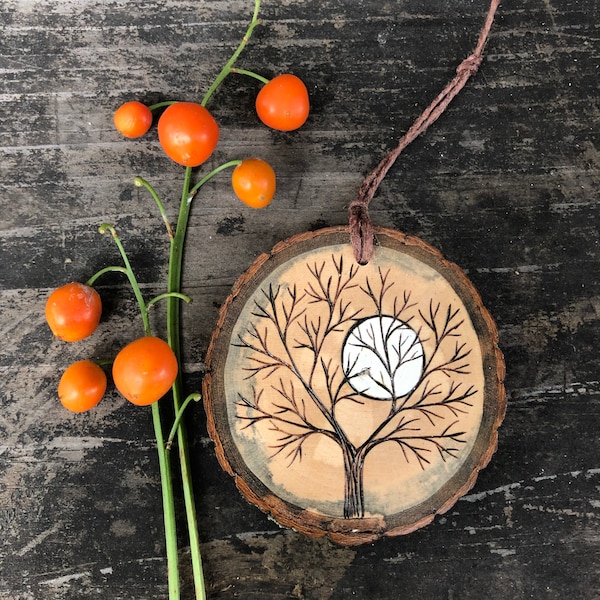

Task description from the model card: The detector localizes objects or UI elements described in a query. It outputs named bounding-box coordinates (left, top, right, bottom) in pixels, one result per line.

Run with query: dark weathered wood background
left=1, top=0, right=598, bottom=598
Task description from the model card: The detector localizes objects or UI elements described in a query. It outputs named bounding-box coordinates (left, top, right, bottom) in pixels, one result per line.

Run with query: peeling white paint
left=16, top=521, right=62, bottom=557
left=461, top=481, right=522, bottom=502
left=522, top=504, right=599, bottom=520
left=40, top=571, right=91, bottom=587
left=489, top=546, right=517, bottom=557
left=461, top=467, right=600, bottom=504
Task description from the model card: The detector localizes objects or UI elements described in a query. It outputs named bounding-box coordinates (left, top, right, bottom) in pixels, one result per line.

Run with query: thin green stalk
left=230, top=67, right=269, bottom=85
left=134, top=177, right=174, bottom=238
left=97, top=224, right=150, bottom=333
left=152, top=402, right=181, bottom=599
left=148, top=291, right=192, bottom=309
left=96, top=223, right=181, bottom=599
left=86, top=265, right=128, bottom=286
left=167, top=166, right=206, bottom=600
left=166, top=393, right=201, bottom=450
left=161, top=4, right=263, bottom=597
left=188, top=160, right=242, bottom=198
left=201, top=0, right=262, bottom=107
left=149, top=100, right=178, bottom=111
left=165, top=159, right=240, bottom=598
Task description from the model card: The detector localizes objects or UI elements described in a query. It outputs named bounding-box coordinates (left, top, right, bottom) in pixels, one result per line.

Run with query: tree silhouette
left=235, top=253, right=477, bottom=518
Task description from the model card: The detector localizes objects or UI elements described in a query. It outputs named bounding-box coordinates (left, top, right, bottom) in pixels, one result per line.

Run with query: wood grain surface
left=1, top=0, right=598, bottom=598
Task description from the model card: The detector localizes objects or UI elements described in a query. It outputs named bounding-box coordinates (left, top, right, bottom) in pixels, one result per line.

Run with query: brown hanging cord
left=348, top=0, right=501, bottom=265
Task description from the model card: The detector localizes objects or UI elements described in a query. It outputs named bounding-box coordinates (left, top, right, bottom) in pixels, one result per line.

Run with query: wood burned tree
left=235, top=254, right=478, bottom=518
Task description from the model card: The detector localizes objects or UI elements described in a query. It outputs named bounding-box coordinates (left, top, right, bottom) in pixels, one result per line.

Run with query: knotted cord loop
left=349, top=0, right=501, bottom=264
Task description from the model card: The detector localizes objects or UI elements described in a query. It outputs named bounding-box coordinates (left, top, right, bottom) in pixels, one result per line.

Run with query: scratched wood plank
left=1, top=0, right=599, bottom=598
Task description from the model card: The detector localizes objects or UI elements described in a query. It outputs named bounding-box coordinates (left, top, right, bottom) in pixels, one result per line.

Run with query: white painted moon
left=342, top=316, right=424, bottom=400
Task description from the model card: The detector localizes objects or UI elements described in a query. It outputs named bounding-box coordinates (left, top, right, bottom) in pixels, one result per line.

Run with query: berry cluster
left=43, top=2, right=310, bottom=597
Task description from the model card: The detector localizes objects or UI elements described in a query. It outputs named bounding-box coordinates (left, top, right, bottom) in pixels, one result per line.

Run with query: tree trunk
left=343, top=451, right=365, bottom=518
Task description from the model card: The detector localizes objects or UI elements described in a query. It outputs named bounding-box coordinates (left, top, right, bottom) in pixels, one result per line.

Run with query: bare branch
left=406, top=380, right=476, bottom=423
left=381, top=420, right=468, bottom=470
left=294, top=313, right=321, bottom=352
left=420, top=300, right=464, bottom=346
left=428, top=340, right=473, bottom=378
left=235, top=381, right=324, bottom=451
left=281, top=285, right=307, bottom=335
left=235, top=388, right=274, bottom=430
left=322, top=357, right=365, bottom=408
left=235, top=323, right=291, bottom=379
left=271, top=378, right=310, bottom=424
left=360, top=267, right=395, bottom=313
left=268, top=422, right=316, bottom=467
left=392, top=289, right=417, bottom=322
left=395, top=439, right=432, bottom=469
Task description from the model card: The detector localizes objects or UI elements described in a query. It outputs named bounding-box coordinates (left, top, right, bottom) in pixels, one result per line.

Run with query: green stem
left=201, top=0, right=262, bottom=107
left=188, top=160, right=242, bottom=198
left=97, top=224, right=150, bottom=333
left=148, top=292, right=192, bottom=310
left=166, top=393, right=201, bottom=450
left=96, top=224, right=181, bottom=598
left=231, top=67, right=269, bottom=85
left=95, top=358, right=114, bottom=368
left=152, top=402, right=181, bottom=599
left=167, top=166, right=206, bottom=600
left=156, top=4, right=262, bottom=597
left=164, top=160, right=240, bottom=599
left=134, top=177, right=174, bottom=238
left=86, top=265, right=128, bottom=286
left=149, top=100, right=178, bottom=111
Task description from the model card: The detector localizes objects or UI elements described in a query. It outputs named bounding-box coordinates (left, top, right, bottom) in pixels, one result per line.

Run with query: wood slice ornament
left=204, top=227, right=505, bottom=545
left=203, top=0, right=505, bottom=546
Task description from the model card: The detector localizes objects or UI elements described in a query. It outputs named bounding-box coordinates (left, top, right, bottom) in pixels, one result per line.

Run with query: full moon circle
left=342, top=315, right=425, bottom=400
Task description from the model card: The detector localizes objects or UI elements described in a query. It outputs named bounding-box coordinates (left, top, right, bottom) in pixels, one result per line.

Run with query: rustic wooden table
left=1, top=0, right=598, bottom=598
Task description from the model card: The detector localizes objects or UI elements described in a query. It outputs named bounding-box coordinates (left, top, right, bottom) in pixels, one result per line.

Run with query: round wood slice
left=203, top=226, right=506, bottom=545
